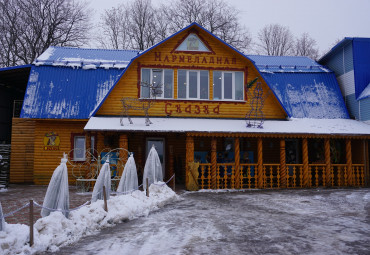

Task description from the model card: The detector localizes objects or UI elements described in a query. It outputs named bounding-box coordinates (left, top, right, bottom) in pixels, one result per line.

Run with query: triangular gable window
left=175, top=33, right=210, bottom=52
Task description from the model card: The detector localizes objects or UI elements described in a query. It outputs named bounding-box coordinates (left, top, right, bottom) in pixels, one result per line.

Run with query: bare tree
left=98, top=0, right=162, bottom=51
left=257, top=24, right=294, bottom=56
left=98, top=6, right=131, bottom=49
left=0, top=0, right=91, bottom=67
left=98, top=0, right=251, bottom=52
left=129, top=0, right=157, bottom=50
left=294, top=33, right=319, bottom=60
left=164, top=0, right=252, bottom=51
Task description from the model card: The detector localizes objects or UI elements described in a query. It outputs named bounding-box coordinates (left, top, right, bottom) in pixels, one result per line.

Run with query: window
left=213, top=71, right=244, bottom=101
left=141, top=69, right=174, bottom=99
left=73, top=136, right=86, bottom=161
left=178, top=70, right=209, bottom=100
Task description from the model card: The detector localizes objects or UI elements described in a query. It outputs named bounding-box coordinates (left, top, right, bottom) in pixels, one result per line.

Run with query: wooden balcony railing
left=197, top=163, right=365, bottom=190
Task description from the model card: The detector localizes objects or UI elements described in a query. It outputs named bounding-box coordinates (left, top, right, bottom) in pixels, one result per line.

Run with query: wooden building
left=10, top=23, right=370, bottom=189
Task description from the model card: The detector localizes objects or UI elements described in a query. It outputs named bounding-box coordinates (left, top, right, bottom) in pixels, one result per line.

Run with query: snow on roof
left=34, top=46, right=140, bottom=70
left=358, top=83, right=370, bottom=100
left=247, top=55, right=330, bottom=73
left=85, top=117, right=370, bottom=136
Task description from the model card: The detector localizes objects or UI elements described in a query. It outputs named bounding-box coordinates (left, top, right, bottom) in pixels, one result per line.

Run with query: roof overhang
left=85, top=117, right=370, bottom=137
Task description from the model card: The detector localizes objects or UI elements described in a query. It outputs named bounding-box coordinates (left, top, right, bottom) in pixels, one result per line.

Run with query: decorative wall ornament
left=120, top=82, right=162, bottom=126
left=246, top=82, right=265, bottom=129
left=43, top=132, right=60, bottom=150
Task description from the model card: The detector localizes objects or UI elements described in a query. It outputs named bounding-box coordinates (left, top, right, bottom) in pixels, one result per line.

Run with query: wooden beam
left=346, top=139, right=353, bottom=186
left=279, top=139, right=287, bottom=188
left=211, top=138, right=217, bottom=189
left=257, top=138, right=263, bottom=188
left=169, top=145, right=174, bottom=187
left=85, top=132, right=91, bottom=179
left=234, top=137, right=240, bottom=189
left=324, top=139, right=331, bottom=187
left=185, top=136, right=194, bottom=190
left=364, top=140, right=369, bottom=186
left=302, top=138, right=309, bottom=187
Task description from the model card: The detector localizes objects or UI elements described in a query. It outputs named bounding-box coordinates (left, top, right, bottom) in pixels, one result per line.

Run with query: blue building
left=319, top=38, right=370, bottom=124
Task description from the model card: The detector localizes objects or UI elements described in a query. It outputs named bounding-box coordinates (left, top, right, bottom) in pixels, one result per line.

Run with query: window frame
left=71, top=134, right=86, bottom=161
left=177, top=69, right=209, bottom=100
left=140, top=68, right=174, bottom=99
left=213, top=71, right=244, bottom=101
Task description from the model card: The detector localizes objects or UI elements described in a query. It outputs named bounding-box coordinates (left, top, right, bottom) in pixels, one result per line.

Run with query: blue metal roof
left=247, top=55, right=329, bottom=73
left=260, top=72, right=349, bottom=119
left=34, top=46, right=140, bottom=69
left=21, top=65, right=124, bottom=119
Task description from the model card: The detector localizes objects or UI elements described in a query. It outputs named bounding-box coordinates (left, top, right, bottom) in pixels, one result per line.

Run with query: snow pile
left=0, top=184, right=178, bottom=255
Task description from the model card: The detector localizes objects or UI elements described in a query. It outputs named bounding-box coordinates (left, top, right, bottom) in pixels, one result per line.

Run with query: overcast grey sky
left=88, top=0, right=370, bottom=56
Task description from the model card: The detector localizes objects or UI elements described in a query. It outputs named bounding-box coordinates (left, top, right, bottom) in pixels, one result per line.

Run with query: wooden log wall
left=33, top=120, right=87, bottom=185
left=10, top=118, right=35, bottom=183
left=96, top=26, right=287, bottom=120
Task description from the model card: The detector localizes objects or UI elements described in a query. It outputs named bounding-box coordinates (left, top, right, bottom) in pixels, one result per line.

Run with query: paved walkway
left=42, top=188, right=370, bottom=255
left=0, top=184, right=92, bottom=225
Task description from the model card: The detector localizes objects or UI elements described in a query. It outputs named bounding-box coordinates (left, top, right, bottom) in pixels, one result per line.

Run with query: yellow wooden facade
left=97, top=27, right=287, bottom=120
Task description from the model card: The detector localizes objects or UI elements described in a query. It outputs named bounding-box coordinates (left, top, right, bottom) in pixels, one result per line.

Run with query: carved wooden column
left=279, top=139, right=287, bottom=188
left=365, top=140, right=369, bottom=186
left=169, top=145, right=175, bottom=188
left=234, top=137, right=240, bottom=189
left=211, top=138, right=217, bottom=189
left=257, top=138, right=263, bottom=188
left=185, top=136, right=194, bottom=189
left=324, top=139, right=331, bottom=187
left=346, top=139, right=353, bottom=186
left=119, top=133, right=129, bottom=177
left=302, top=138, right=309, bottom=187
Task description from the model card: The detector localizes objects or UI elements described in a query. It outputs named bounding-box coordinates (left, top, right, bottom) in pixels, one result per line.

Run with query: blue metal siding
left=345, top=94, right=359, bottom=120
left=261, top=72, right=349, bottom=119
left=321, top=44, right=353, bottom=76
left=21, top=66, right=123, bottom=119
left=359, top=97, right=370, bottom=121
left=344, top=43, right=354, bottom=73
left=352, top=38, right=370, bottom=99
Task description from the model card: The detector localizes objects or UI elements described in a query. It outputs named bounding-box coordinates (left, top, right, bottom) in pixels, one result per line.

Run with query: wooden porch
left=185, top=134, right=369, bottom=190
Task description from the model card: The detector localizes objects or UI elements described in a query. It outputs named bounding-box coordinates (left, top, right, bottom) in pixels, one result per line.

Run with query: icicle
left=0, top=201, right=5, bottom=231
left=143, top=145, right=163, bottom=191
left=117, top=154, right=138, bottom=193
left=41, top=153, right=70, bottom=218
left=91, top=155, right=111, bottom=203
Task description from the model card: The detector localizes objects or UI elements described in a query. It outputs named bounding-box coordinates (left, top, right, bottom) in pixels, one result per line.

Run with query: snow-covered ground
left=0, top=183, right=178, bottom=255
left=44, top=188, right=369, bottom=255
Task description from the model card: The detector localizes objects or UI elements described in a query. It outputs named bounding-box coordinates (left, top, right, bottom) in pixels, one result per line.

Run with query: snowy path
left=45, top=189, right=370, bottom=255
